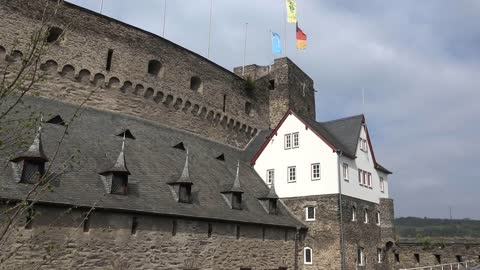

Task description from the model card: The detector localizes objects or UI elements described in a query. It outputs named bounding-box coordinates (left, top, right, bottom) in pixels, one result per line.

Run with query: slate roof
left=249, top=110, right=392, bottom=174
left=0, top=97, right=304, bottom=229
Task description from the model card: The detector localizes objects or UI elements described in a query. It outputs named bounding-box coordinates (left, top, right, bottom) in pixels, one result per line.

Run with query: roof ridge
left=321, top=114, right=364, bottom=124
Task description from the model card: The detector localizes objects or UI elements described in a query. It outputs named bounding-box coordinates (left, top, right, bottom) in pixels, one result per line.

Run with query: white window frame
left=362, top=171, right=367, bottom=186
left=287, top=166, right=296, bottom=183
left=360, top=138, right=368, bottom=152
left=377, top=248, right=383, bottom=263
left=305, top=206, right=315, bottom=221
left=343, top=163, right=349, bottom=181
left=358, top=169, right=362, bottom=185
left=376, top=212, right=381, bottom=225
left=304, top=247, right=313, bottom=265
left=311, top=163, right=321, bottom=181
left=368, top=172, right=372, bottom=188
left=380, top=177, right=385, bottom=193
left=352, top=207, right=357, bottom=221
left=284, top=134, right=292, bottom=149
left=364, top=209, right=369, bottom=224
left=266, top=169, right=274, bottom=185
left=358, top=247, right=365, bottom=266
left=292, top=132, right=299, bottom=148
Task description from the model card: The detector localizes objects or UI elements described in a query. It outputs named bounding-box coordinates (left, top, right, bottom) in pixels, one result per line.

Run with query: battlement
left=0, top=0, right=316, bottom=147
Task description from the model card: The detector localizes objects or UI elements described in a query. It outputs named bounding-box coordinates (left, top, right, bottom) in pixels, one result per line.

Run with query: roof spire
left=178, top=148, right=191, bottom=182
left=105, top=135, right=130, bottom=174
left=12, top=114, right=49, bottom=162
left=230, top=160, right=243, bottom=193
left=265, top=177, right=279, bottom=199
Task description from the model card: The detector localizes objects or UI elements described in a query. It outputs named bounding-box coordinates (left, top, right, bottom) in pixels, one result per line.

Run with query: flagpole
left=242, top=22, right=248, bottom=76
left=162, top=0, right=167, bottom=37
left=207, top=0, right=213, bottom=59
left=100, top=0, right=104, bottom=14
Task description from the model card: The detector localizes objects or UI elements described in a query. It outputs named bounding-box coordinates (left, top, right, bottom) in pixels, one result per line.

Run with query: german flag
left=296, top=23, right=307, bottom=50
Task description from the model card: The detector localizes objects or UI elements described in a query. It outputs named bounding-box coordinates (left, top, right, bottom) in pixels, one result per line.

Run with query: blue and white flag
left=271, top=32, right=282, bottom=54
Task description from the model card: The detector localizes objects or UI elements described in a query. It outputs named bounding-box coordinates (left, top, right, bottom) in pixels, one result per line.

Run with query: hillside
left=395, top=217, right=480, bottom=238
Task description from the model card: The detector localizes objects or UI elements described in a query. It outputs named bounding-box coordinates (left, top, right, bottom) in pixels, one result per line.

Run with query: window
left=222, top=94, right=227, bottom=112
left=148, top=60, right=162, bottom=76
left=376, top=212, right=381, bottom=225
left=178, top=184, right=192, bottom=203
left=287, top=166, right=296, bottom=183
left=111, top=174, right=128, bottom=195
left=304, top=247, right=313, bottom=265
left=435, top=254, right=441, bottom=264
left=357, top=248, right=365, bottom=266
left=305, top=206, right=315, bottom=221
left=367, top=173, right=372, bottom=188
left=292, top=132, right=299, bottom=148
left=284, top=134, right=292, bottom=149
left=232, top=193, right=242, bottom=210
left=245, top=102, right=253, bottom=116
left=360, top=138, right=368, bottom=152
left=380, top=177, right=385, bottom=193
left=377, top=248, right=383, bottom=263
left=352, top=207, right=357, bottom=221
left=21, top=160, right=45, bottom=184
left=363, top=171, right=367, bottom=186
left=268, top=79, right=275, bottom=90
left=414, top=254, right=420, bottom=264
left=268, top=199, right=278, bottom=215
left=456, top=255, right=463, bottom=263
left=364, top=209, right=369, bottom=223
left=106, top=49, right=113, bottom=71
left=311, top=163, right=321, bottom=180
left=208, top=223, right=213, bottom=237
left=190, top=76, right=203, bottom=92
left=46, top=26, right=63, bottom=43
left=266, top=169, right=275, bottom=185
left=131, top=217, right=138, bottom=235
left=395, top=253, right=400, bottom=263
left=343, top=163, right=349, bottom=181
left=358, top=169, right=362, bottom=185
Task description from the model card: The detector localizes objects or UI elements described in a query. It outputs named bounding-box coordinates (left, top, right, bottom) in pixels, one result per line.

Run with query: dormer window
left=178, top=184, right=192, bottom=203
left=21, top=160, right=46, bottom=184
left=222, top=161, right=245, bottom=210
left=111, top=173, right=128, bottom=195
left=232, top=193, right=242, bottom=210
left=168, top=149, right=194, bottom=204
left=268, top=199, right=278, bottom=215
left=360, top=138, right=368, bottom=152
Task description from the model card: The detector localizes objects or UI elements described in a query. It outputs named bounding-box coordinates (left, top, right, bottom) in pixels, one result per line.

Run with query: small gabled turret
left=100, top=135, right=130, bottom=195
left=11, top=121, right=49, bottom=184
left=168, top=149, right=193, bottom=203
left=258, top=179, right=279, bottom=215
left=221, top=161, right=244, bottom=210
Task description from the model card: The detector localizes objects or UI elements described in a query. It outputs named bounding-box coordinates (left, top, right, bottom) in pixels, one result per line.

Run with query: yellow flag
left=286, top=0, right=297, bottom=23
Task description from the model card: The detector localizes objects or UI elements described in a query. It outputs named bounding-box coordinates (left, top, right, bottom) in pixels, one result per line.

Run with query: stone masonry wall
left=282, top=195, right=342, bottom=270
left=393, top=242, right=480, bottom=269
left=234, top=58, right=316, bottom=129
left=0, top=0, right=271, bottom=148
left=0, top=204, right=297, bottom=270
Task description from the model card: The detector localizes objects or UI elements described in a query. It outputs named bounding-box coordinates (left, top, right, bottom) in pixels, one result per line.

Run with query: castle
left=0, top=1, right=479, bottom=269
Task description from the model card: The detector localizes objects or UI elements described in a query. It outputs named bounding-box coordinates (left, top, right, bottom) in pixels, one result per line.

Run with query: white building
left=251, top=109, right=391, bottom=204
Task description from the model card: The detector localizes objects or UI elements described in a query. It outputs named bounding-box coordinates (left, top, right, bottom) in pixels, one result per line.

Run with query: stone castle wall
left=0, top=0, right=277, bottom=148
left=0, top=204, right=297, bottom=270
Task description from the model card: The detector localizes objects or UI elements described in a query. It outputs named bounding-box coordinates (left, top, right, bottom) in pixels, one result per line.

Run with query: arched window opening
left=245, top=102, right=254, bottom=116
left=352, top=206, right=357, bottom=221
left=364, top=209, right=369, bottom=223
left=148, top=60, right=162, bottom=76
left=46, top=26, right=63, bottom=43
left=304, top=247, right=313, bottom=265
left=190, top=76, right=203, bottom=92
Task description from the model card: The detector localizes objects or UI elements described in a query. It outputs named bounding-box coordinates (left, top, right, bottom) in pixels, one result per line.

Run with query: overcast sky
left=67, top=0, right=480, bottom=219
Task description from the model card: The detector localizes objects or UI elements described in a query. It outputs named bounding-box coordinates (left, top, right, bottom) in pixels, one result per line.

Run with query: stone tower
left=234, top=57, right=316, bottom=129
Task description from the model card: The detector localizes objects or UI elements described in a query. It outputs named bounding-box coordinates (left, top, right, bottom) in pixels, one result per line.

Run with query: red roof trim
left=362, top=116, right=384, bottom=172
left=250, top=110, right=337, bottom=166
